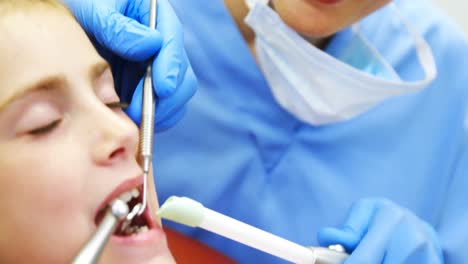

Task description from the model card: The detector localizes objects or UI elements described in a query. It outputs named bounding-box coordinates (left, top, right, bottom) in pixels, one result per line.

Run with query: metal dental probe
left=71, top=200, right=129, bottom=264
left=120, top=0, right=157, bottom=232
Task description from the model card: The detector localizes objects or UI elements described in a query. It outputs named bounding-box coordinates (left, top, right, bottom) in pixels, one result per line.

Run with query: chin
left=291, top=19, right=340, bottom=38
left=99, top=253, right=176, bottom=264
left=282, top=13, right=342, bottom=38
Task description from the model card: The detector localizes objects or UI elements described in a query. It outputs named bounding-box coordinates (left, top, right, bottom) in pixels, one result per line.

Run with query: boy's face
left=0, top=5, right=174, bottom=264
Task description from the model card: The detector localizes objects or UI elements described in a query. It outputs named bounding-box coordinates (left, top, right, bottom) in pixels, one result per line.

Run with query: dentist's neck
left=224, top=0, right=255, bottom=46
left=223, top=0, right=330, bottom=57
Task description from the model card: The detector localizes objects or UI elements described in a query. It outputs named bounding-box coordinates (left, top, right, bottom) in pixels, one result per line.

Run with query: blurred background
left=434, top=0, right=468, bottom=33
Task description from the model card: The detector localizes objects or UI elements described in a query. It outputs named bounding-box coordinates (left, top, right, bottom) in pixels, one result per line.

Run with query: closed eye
left=28, top=119, right=62, bottom=136
left=106, top=102, right=129, bottom=110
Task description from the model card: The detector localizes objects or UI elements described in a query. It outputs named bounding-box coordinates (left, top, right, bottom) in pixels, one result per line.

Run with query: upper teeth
left=119, top=188, right=140, bottom=203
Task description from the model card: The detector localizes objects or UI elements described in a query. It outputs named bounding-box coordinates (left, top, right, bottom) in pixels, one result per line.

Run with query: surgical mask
left=243, top=0, right=437, bottom=125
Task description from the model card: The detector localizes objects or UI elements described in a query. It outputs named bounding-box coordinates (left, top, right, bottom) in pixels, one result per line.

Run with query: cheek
left=0, top=145, right=92, bottom=262
left=0, top=148, right=85, bottom=211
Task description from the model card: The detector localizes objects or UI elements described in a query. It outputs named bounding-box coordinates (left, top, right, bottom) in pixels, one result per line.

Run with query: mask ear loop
left=389, top=2, right=437, bottom=80
left=349, top=23, right=401, bottom=80
left=347, top=2, right=436, bottom=84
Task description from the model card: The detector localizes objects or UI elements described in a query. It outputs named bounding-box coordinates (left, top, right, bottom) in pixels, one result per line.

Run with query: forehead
left=0, top=6, right=101, bottom=97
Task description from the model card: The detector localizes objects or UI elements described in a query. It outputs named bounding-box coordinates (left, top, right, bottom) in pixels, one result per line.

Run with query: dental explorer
left=120, top=0, right=157, bottom=232
left=71, top=200, right=129, bottom=264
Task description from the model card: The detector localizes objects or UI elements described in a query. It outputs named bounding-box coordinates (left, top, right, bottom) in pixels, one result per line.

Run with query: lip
left=108, top=219, right=168, bottom=262
left=314, top=0, right=344, bottom=5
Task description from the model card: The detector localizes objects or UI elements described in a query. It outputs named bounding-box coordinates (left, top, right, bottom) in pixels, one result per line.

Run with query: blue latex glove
left=318, top=198, right=444, bottom=264
left=62, top=0, right=197, bottom=131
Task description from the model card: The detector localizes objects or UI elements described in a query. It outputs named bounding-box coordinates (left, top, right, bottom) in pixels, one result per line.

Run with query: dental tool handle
left=137, top=0, right=157, bottom=217
left=140, top=0, right=157, bottom=165
left=157, top=196, right=349, bottom=264
left=201, top=208, right=317, bottom=264
left=140, top=64, right=155, bottom=161
left=139, top=63, right=155, bottom=215
left=140, top=0, right=157, bottom=158
left=71, top=200, right=129, bottom=264
left=141, top=0, right=157, bottom=159
left=201, top=209, right=349, bottom=264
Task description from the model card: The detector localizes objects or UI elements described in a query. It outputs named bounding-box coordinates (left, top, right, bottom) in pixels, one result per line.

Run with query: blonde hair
left=0, top=0, right=71, bottom=16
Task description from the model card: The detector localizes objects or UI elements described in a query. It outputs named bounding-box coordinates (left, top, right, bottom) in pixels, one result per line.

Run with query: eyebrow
left=0, top=76, right=66, bottom=112
left=0, top=61, right=110, bottom=112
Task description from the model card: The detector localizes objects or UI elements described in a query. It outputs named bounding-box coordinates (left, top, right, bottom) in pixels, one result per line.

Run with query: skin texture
left=0, top=3, right=174, bottom=264
left=224, top=0, right=391, bottom=48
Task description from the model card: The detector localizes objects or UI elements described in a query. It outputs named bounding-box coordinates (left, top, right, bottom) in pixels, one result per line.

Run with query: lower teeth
left=123, top=225, right=149, bottom=236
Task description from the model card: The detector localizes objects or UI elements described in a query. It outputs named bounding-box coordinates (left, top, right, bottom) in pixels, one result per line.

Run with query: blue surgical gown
left=154, top=1, right=468, bottom=263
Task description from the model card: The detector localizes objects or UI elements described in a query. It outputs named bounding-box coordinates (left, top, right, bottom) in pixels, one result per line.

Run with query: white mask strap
left=347, top=3, right=436, bottom=83
left=389, top=2, right=437, bottom=79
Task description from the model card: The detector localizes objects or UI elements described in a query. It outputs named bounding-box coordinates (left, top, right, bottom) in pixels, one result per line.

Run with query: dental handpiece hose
left=71, top=200, right=129, bottom=264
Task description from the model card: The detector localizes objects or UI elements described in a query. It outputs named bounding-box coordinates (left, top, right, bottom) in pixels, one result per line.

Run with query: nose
left=89, top=104, right=139, bottom=166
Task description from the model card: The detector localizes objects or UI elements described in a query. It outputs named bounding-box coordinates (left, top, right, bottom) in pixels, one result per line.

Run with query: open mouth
left=94, top=184, right=155, bottom=237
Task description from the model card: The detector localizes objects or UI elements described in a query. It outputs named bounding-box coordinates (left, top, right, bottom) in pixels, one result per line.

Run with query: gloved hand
left=318, top=198, right=444, bottom=264
left=62, top=0, right=197, bottom=131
